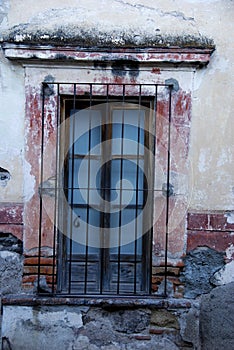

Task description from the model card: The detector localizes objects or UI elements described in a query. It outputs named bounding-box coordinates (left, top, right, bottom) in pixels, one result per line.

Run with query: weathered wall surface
left=0, top=1, right=233, bottom=349
left=1, top=303, right=198, bottom=350
left=190, top=1, right=234, bottom=211
left=0, top=0, right=233, bottom=292
left=0, top=0, right=233, bottom=210
left=200, top=282, right=234, bottom=350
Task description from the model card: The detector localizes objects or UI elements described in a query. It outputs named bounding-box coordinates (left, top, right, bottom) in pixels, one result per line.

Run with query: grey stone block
left=200, top=282, right=234, bottom=350
left=182, top=247, right=224, bottom=298
left=0, top=251, right=23, bottom=295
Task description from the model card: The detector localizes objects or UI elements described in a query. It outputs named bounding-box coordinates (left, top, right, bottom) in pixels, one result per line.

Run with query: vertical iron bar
left=117, top=84, right=125, bottom=294
left=84, top=84, right=93, bottom=294
left=134, top=84, right=141, bottom=294
left=68, top=83, right=77, bottom=294
left=52, top=83, right=60, bottom=294
left=148, top=84, right=157, bottom=295
left=164, top=85, right=173, bottom=296
left=100, top=84, right=110, bottom=294
left=38, top=83, right=45, bottom=293
left=43, top=81, right=170, bottom=296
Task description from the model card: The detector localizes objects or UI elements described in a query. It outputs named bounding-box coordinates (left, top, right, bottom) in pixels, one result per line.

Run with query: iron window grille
left=39, top=82, right=172, bottom=297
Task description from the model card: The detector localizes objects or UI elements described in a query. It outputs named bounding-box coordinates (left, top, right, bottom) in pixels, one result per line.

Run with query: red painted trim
left=3, top=46, right=214, bottom=65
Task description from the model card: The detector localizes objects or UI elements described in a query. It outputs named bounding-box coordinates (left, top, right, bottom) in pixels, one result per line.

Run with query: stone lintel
left=2, top=44, right=214, bottom=66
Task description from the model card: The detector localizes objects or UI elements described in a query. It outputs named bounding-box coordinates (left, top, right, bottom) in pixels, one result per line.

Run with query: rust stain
left=151, top=67, right=161, bottom=74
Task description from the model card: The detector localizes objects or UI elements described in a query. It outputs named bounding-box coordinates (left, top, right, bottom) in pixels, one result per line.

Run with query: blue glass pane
left=68, top=159, right=88, bottom=189
left=88, top=208, right=101, bottom=227
left=120, top=237, right=142, bottom=255
left=90, top=126, right=101, bottom=154
left=70, top=189, right=87, bottom=204
left=68, top=158, right=101, bottom=191
left=110, top=159, right=144, bottom=204
left=122, top=160, right=137, bottom=188
left=112, top=109, right=145, bottom=155
left=110, top=159, right=121, bottom=190
left=70, top=207, right=87, bottom=254
left=109, top=212, right=120, bottom=228
left=70, top=110, right=102, bottom=155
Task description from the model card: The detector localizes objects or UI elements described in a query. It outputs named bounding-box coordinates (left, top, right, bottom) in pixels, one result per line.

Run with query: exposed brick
left=168, top=277, right=184, bottom=296
left=176, top=261, right=185, bottom=268
left=187, top=212, right=208, bottom=230
left=22, top=283, right=34, bottom=290
left=22, top=275, right=37, bottom=284
left=46, top=275, right=57, bottom=284
left=168, top=277, right=183, bottom=286
left=187, top=211, right=234, bottom=231
left=24, top=257, right=55, bottom=265
left=152, top=266, right=180, bottom=276
left=134, top=335, right=151, bottom=340
left=151, top=285, right=158, bottom=292
left=187, top=231, right=234, bottom=252
left=22, top=275, right=56, bottom=289
left=209, top=213, right=234, bottom=231
left=24, top=247, right=54, bottom=257
left=23, top=265, right=54, bottom=275
left=152, top=276, right=164, bottom=284
left=149, top=329, right=164, bottom=334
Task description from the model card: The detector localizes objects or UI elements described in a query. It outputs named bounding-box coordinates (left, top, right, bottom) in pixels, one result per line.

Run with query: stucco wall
left=0, top=0, right=233, bottom=210
left=0, top=2, right=233, bottom=349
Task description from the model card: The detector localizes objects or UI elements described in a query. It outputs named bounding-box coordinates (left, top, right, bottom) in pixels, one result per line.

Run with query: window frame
left=57, top=95, right=155, bottom=295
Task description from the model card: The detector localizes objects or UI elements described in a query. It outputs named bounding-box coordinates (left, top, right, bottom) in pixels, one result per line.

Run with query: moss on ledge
left=1, top=24, right=215, bottom=50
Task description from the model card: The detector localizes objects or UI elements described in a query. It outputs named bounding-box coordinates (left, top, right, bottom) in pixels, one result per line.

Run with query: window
left=39, top=82, right=172, bottom=296
left=7, top=44, right=212, bottom=298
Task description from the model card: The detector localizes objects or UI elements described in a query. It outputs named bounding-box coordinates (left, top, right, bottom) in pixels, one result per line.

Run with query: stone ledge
left=1, top=44, right=215, bottom=67
left=0, top=25, right=215, bottom=49
left=2, top=295, right=191, bottom=309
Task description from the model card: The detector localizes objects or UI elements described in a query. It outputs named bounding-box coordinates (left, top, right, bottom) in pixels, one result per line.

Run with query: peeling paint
left=0, top=0, right=9, bottom=28
left=198, top=149, right=209, bottom=173
left=225, top=212, right=234, bottom=224
left=165, top=78, right=179, bottom=91
left=0, top=0, right=233, bottom=304
left=23, top=160, right=35, bottom=202
left=226, top=244, right=234, bottom=260
left=114, top=0, right=195, bottom=21
left=217, top=148, right=232, bottom=167
left=211, top=260, right=234, bottom=286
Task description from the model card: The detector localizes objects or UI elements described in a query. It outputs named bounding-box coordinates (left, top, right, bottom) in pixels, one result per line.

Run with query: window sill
left=2, top=294, right=192, bottom=309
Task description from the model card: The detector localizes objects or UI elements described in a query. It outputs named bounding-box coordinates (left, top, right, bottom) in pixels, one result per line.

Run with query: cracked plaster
left=0, top=0, right=233, bottom=210
left=0, top=1, right=213, bottom=47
